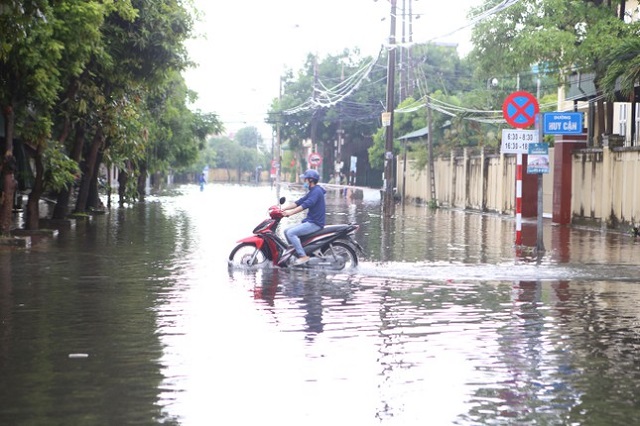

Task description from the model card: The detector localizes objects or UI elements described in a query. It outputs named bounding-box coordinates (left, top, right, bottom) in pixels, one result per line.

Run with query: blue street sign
left=543, top=112, right=583, bottom=135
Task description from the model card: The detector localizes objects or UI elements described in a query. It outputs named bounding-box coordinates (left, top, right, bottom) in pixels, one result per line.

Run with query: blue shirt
left=295, top=185, right=326, bottom=227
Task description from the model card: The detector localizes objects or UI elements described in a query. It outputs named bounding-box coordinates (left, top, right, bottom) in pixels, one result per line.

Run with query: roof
left=398, top=126, right=429, bottom=140
left=566, top=72, right=597, bottom=101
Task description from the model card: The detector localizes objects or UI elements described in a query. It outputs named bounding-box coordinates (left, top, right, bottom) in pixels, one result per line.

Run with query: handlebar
left=268, top=205, right=284, bottom=219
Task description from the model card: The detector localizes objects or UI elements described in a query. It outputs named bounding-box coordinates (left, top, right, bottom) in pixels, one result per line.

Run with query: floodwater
left=1, top=183, right=640, bottom=425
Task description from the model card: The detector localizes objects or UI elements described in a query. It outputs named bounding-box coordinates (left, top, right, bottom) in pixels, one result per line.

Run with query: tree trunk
left=53, top=125, right=86, bottom=219
left=137, top=163, right=147, bottom=201
left=56, top=77, right=80, bottom=146
left=606, top=95, right=614, bottom=135
left=25, top=144, right=45, bottom=230
left=118, top=166, right=128, bottom=207
left=75, top=128, right=103, bottom=213
left=87, top=151, right=103, bottom=211
left=597, top=95, right=605, bottom=146
left=0, top=106, right=16, bottom=236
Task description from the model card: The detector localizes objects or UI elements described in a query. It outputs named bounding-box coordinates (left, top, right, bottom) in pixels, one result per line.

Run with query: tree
left=137, top=73, right=222, bottom=197
left=599, top=37, right=640, bottom=100
left=73, top=0, right=195, bottom=210
left=469, top=0, right=635, bottom=95
left=0, top=1, right=61, bottom=234
left=368, top=96, right=424, bottom=170
left=235, top=126, right=263, bottom=150
left=207, top=136, right=259, bottom=182
left=267, top=49, right=386, bottom=183
left=0, top=0, right=224, bottom=234
left=468, top=0, right=639, bottom=146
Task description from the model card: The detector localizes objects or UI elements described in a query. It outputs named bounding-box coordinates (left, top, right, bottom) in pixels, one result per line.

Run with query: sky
left=182, top=0, right=484, bottom=140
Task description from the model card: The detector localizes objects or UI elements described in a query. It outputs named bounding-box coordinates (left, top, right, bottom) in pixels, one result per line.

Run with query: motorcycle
left=228, top=197, right=363, bottom=270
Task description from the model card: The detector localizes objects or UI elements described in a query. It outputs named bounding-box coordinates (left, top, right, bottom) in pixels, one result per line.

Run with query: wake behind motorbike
left=228, top=197, right=363, bottom=270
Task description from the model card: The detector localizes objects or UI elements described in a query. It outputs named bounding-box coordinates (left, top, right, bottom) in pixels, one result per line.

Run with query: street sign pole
left=536, top=113, right=545, bottom=254
left=515, top=153, right=522, bottom=245
left=501, top=91, right=539, bottom=248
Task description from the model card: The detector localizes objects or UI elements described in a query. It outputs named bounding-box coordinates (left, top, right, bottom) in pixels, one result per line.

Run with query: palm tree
left=599, top=37, right=640, bottom=100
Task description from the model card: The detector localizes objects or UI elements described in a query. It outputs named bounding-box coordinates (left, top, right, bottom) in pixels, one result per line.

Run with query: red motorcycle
left=228, top=197, right=363, bottom=270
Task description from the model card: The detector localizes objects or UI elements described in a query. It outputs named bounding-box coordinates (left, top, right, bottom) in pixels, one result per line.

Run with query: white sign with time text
left=501, top=129, right=539, bottom=154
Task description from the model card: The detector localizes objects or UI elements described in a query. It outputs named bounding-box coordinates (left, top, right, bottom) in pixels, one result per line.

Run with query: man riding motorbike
left=281, top=169, right=326, bottom=266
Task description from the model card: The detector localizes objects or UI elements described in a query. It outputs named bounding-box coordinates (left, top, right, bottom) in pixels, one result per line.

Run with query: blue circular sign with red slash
left=502, top=91, right=539, bottom=128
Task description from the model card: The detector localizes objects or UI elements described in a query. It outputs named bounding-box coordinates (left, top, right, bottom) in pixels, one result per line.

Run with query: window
left=619, top=103, right=627, bottom=137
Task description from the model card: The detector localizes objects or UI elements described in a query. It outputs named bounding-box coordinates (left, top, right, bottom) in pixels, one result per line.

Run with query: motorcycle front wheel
left=321, top=240, right=358, bottom=270
left=228, top=243, right=268, bottom=267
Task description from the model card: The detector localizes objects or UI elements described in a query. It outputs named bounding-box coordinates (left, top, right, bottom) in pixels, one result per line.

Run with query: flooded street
left=2, top=183, right=640, bottom=425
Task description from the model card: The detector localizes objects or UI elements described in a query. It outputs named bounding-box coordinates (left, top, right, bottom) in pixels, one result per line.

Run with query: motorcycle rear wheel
left=228, top=243, right=268, bottom=267
left=321, top=240, right=358, bottom=269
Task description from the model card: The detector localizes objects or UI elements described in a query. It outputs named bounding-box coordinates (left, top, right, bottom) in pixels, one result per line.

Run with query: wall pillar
left=521, top=154, right=538, bottom=218
left=481, top=147, right=487, bottom=211
left=552, top=134, right=587, bottom=224
left=463, top=147, right=469, bottom=209
left=450, top=152, right=456, bottom=207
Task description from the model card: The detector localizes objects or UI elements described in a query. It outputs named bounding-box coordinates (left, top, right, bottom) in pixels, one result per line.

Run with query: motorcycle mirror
left=279, top=197, right=286, bottom=204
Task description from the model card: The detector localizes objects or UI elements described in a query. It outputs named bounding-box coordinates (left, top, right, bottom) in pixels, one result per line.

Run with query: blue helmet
left=300, top=169, right=320, bottom=182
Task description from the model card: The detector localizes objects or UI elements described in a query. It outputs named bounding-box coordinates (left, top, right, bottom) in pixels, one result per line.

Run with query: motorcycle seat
left=302, top=224, right=354, bottom=239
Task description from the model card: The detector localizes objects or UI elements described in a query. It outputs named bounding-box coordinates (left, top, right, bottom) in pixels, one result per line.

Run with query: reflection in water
left=0, top=203, right=181, bottom=425
left=1, top=184, right=640, bottom=425
left=0, top=252, right=12, bottom=372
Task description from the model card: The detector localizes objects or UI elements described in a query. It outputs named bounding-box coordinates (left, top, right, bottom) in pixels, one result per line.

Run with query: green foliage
left=119, top=173, right=141, bottom=205
left=42, top=141, right=80, bottom=192
left=203, top=132, right=267, bottom=177
left=0, top=0, right=224, bottom=216
left=469, top=0, right=635, bottom=81
left=5, top=0, right=637, bottom=219
left=599, top=36, right=640, bottom=100
left=0, top=1, right=60, bottom=140
left=137, top=73, right=222, bottom=176
left=207, top=136, right=236, bottom=169
left=368, top=96, right=424, bottom=170
left=266, top=42, right=488, bottom=176
left=235, top=126, right=263, bottom=149
left=281, top=150, right=297, bottom=181
left=368, top=126, right=389, bottom=170
left=267, top=49, right=386, bottom=165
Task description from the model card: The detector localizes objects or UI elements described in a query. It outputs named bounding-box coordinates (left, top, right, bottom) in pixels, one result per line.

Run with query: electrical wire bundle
left=282, top=0, right=526, bottom=120
left=282, top=48, right=383, bottom=115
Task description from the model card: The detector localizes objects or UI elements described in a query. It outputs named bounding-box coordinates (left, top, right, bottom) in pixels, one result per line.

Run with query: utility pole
left=425, top=78, right=436, bottom=204
left=383, top=0, right=397, bottom=216
left=311, top=56, right=319, bottom=156
left=399, top=0, right=405, bottom=103
left=336, top=64, right=345, bottom=179
left=407, top=0, right=414, bottom=98
left=275, top=77, right=282, bottom=199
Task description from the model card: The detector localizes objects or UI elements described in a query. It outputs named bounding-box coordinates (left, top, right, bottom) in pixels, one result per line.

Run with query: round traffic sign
left=502, top=91, right=539, bottom=128
left=308, top=152, right=322, bottom=166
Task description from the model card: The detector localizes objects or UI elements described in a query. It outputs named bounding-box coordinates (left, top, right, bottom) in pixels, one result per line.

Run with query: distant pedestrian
left=199, top=173, right=206, bottom=191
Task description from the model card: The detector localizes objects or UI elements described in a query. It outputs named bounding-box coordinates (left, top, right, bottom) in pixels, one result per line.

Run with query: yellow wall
left=400, top=145, right=640, bottom=229
left=399, top=148, right=553, bottom=217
